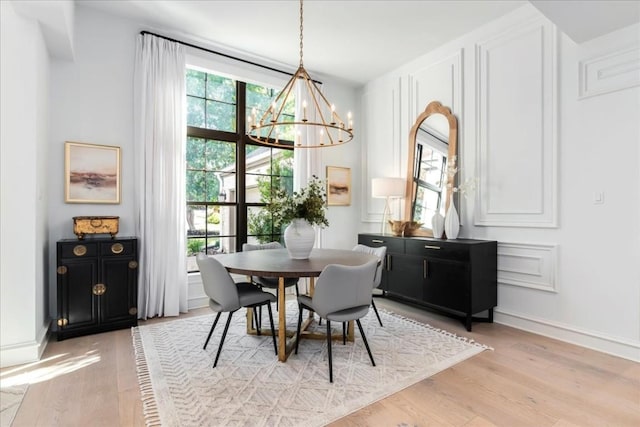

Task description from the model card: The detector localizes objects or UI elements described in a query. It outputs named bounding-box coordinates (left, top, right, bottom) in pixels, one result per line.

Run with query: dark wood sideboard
left=56, top=237, right=138, bottom=340
left=358, top=233, right=497, bottom=331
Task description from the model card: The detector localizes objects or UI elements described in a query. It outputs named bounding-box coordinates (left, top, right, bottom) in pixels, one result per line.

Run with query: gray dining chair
left=242, top=242, right=300, bottom=311
left=294, top=260, right=378, bottom=382
left=352, top=244, right=387, bottom=327
left=196, top=253, right=278, bottom=368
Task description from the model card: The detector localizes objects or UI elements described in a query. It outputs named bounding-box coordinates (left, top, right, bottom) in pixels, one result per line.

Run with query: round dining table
left=214, top=248, right=378, bottom=362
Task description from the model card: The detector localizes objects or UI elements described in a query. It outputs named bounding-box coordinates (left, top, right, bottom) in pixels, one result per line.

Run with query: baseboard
left=494, top=309, right=640, bottom=362
left=0, top=322, right=50, bottom=368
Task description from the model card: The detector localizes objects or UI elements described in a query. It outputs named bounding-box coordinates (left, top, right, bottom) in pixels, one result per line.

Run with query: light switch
left=593, top=191, right=604, bottom=204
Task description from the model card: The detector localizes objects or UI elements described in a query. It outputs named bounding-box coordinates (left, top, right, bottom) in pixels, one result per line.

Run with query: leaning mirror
left=404, top=101, right=458, bottom=237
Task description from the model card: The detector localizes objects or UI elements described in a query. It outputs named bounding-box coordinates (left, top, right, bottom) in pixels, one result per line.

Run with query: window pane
left=186, top=69, right=205, bottom=97
left=272, top=148, right=293, bottom=177
left=218, top=173, right=236, bottom=202
left=186, top=137, right=206, bottom=170
left=186, top=205, right=237, bottom=272
left=206, top=73, right=236, bottom=103
left=205, top=100, right=236, bottom=132
left=205, top=140, right=236, bottom=171
left=187, top=96, right=205, bottom=127
left=246, top=83, right=295, bottom=142
left=247, top=206, right=281, bottom=243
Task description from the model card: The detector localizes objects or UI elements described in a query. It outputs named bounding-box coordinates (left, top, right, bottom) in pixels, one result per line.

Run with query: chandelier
left=246, top=0, right=353, bottom=148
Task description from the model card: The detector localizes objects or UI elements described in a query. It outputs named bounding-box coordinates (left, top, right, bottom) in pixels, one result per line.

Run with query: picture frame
left=65, top=141, right=121, bottom=204
left=326, top=166, right=351, bottom=206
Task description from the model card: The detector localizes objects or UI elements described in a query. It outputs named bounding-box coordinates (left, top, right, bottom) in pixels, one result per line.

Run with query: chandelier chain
left=299, top=0, right=304, bottom=67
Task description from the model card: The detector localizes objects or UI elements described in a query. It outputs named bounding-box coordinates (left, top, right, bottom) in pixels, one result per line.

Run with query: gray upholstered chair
left=242, top=242, right=300, bottom=310
left=352, top=244, right=387, bottom=327
left=196, top=253, right=277, bottom=367
left=294, top=260, right=378, bottom=382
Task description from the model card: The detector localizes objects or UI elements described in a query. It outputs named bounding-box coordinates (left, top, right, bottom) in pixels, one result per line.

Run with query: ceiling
left=73, top=1, right=639, bottom=85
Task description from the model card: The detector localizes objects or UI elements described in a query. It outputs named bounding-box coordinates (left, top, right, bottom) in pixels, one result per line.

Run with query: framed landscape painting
left=326, top=166, right=351, bottom=206
left=65, top=141, right=121, bottom=204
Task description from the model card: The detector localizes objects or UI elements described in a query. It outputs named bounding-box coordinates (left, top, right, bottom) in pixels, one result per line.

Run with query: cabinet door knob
left=73, top=245, right=87, bottom=256
left=111, top=243, right=124, bottom=254
left=93, top=283, right=107, bottom=296
left=424, top=245, right=441, bottom=250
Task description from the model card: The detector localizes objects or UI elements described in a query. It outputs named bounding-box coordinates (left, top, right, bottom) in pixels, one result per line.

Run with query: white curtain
left=294, top=80, right=323, bottom=248
left=133, top=34, right=188, bottom=319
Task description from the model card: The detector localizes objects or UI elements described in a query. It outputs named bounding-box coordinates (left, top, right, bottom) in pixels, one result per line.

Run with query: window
left=185, top=68, right=295, bottom=272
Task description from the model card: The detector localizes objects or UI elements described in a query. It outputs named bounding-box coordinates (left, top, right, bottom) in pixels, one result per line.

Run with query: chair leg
left=326, top=320, right=333, bottom=383
left=203, top=312, right=221, bottom=350
left=213, top=311, right=234, bottom=368
left=275, top=289, right=279, bottom=311
left=371, top=299, right=383, bottom=327
left=342, top=322, right=346, bottom=345
left=295, top=305, right=304, bottom=354
left=253, top=307, right=261, bottom=336
left=356, top=319, right=376, bottom=367
left=266, top=302, right=278, bottom=356
left=256, top=306, right=262, bottom=330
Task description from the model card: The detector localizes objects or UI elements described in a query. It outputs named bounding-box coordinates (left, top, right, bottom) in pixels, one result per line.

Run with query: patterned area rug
left=132, top=302, right=490, bottom=426
left=0, top=383, right=27, bottom=426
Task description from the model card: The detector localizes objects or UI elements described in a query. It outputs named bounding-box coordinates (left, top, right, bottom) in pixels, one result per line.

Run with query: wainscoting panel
left=475, top=18, right=558, bottom=228
left=497, top=241, right=558, bottom=292
left=360, top=76, right=402, bottom=223
left=408, top=49, right=463, bottom=121
left=579, top=45, right=640, bottom=99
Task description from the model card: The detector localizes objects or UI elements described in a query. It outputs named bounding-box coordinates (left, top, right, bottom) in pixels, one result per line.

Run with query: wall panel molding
left=360, top=77, right=402, bottom=223
left=579, top=45, right=640, bottom=99
left=497, top=241, right=558, bottom=292
left=475, top=18, right=558, bottom=227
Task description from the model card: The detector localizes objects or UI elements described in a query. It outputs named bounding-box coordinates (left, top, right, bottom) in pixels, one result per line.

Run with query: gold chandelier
left=246, top=0, right=353, bottom=148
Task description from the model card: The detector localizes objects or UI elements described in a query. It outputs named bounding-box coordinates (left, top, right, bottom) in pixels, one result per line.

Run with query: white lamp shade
left=372, top=177, right=405, bottom=199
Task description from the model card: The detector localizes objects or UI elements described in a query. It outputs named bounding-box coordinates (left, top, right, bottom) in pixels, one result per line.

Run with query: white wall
left=0, top=1, right=50, bottom=367
left=48, top=5, right=139, bottom=317
left=360, top=4, right=640, bottom=360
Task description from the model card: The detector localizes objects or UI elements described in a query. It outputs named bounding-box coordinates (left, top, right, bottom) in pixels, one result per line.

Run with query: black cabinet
left=358, top=233, right=497, bottom=331
left=56, top=237, right=138, bottom=340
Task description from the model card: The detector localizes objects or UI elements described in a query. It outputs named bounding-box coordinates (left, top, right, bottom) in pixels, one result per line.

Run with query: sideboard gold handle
left=93, top=283, right=106, bottom=296
left=57, top=318, right=68, bottom=327
left=129, top=307, right=138, bottom=315
left=372, top=239, right=384, bottom=243
left=73, top=245, right=87, bottom=256
left=57, top=266, right=68, bottom=275
left=111, top=243, right=124, bottom=254
left=424, top=245, right=441, bottom=250
left=128, top=260, right=138, bottom=269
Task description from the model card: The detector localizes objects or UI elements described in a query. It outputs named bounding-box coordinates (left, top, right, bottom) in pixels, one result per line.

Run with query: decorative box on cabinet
left=56, top=237, right=138, bottom=340
left=358, top=233, right=497, bottom=331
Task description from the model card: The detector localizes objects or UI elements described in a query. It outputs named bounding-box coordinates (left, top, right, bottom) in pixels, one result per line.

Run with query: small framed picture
left=326, top=166, right=351, bottom=206
left=65, top=141, right=121, bottom=204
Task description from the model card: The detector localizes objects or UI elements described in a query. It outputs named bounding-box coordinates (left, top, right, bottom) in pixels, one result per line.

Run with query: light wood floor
left=5, top=298, right=639, bottom=427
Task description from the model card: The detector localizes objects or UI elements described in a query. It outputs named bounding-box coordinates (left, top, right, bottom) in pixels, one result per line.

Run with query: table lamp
left=372, top=177, right=406, bottom=234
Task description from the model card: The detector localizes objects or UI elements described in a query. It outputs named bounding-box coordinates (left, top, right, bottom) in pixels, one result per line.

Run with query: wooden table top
left=214, top=248, right=378, bottom=278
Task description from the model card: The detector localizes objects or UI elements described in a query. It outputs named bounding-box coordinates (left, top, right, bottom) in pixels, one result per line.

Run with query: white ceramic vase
left=283, top=218, right=315, bottom=259
left=431, top=211, right=445, bottom=239
left=444, top=204, right=460, bottom=239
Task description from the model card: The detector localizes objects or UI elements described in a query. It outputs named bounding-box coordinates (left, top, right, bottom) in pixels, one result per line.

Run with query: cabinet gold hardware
left=129, top=307, right=138, bottom=315
left=424, top=245, right=441, bottom=250
left=73, top=245, right=87, bottom=256
left=93, top=283, right=107, bottom=296
left=129, top=260, right=138, bottom=269
left=57, top=318, right=68, bottom=327
left=372, top=239, right=384, bottom=243
left=111, top=243, right=124, bottom=254
left=56, top=266, right=67, bottom=275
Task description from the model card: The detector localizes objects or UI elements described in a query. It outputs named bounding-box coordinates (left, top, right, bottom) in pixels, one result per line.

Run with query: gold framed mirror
left=404, top=101, right=458, bottom=237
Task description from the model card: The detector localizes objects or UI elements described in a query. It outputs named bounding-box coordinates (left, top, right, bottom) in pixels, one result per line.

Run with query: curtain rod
left=140, top=30, right=322, bottom=84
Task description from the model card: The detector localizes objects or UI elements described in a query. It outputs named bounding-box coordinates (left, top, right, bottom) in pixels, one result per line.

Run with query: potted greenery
left=266, top=175, right=329, bottom=258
